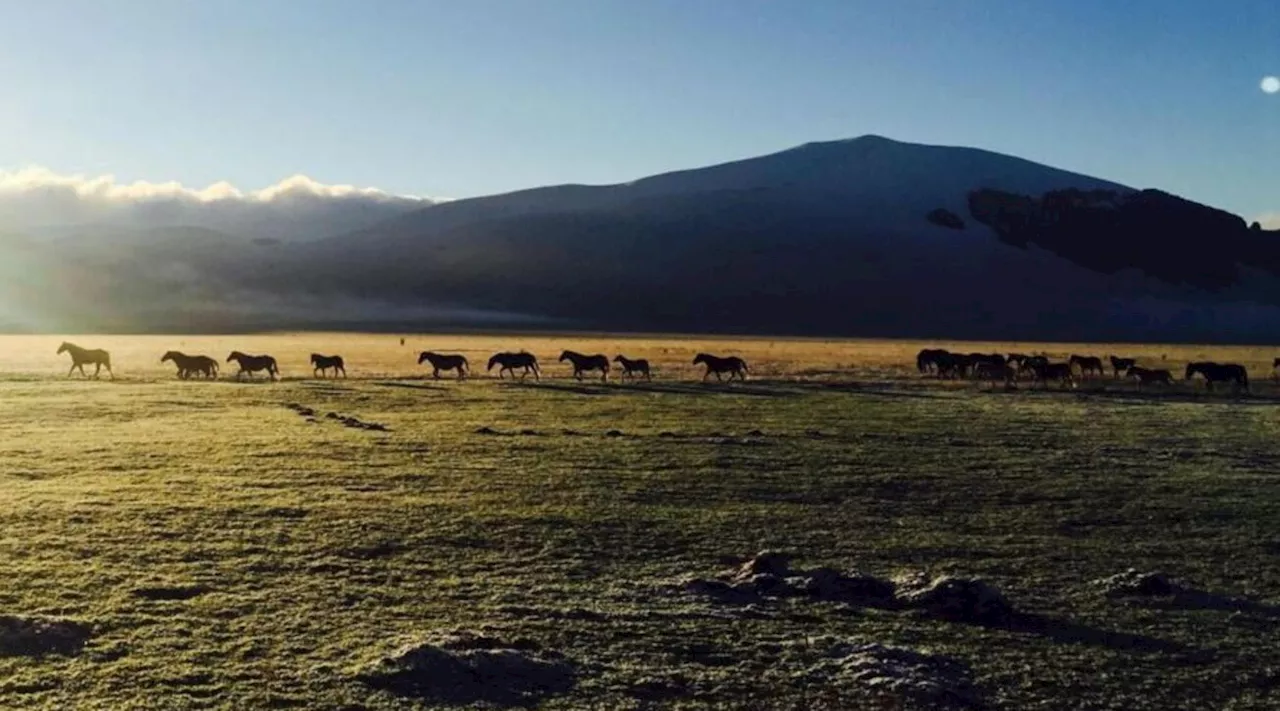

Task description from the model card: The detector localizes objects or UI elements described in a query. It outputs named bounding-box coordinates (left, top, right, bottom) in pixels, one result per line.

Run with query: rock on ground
left=895, top=572, right=1013, bottom=623
left=0, top=616, right=92, bottom=657
left=1093, top=569, right=1178, bottom=597
left=683, top=552, right=898, bottom=607
left=807, top=642, right=983, bottom=709
left=357, top=631, right=575, bottom=705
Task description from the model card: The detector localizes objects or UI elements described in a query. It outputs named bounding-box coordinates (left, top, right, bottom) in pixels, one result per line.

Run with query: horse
left=1006, top=353, right=1030, bottom=369
left=1185, top=362, right=1248, bottom=392
left=161, top=351, right=218, bottom=380
left=935, top=352, right=972, bottom=379
left=559, top=350, right=610, bottom=382
left=974, top=361, right=1017, bottom=388
left=57, top=342, right=113, bottom=379
left=613, top=355, right=652, bottom=381
left=227, top=351, right=279, bottom=381
left=488, top=352, right=539, bottom=380
left=1274, top=357, right=1280, bottom=380
left=418, top=351, right=468, bottom=379
left=310, top=354, right=346, bottom=378
left=916, top=348, right=949, bottom=375
left=1126, top=366, right=1172, bottom=389
left=693, top=353, right=747, bottom=381
left=1028, top=361, right=1075, bottom=389
left=1109, top=356, right=1137, bottom=379
left=967, top=353, right=1006, bottom=379
left=1068, top=355, right=1105, bottom=378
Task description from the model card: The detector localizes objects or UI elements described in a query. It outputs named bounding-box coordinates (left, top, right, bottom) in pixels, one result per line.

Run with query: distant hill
left=8, top=135, right=1280, bottom=341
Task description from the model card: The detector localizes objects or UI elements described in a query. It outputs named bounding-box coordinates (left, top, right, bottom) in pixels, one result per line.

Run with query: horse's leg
left=68, top=363, right=78, bottom=378
left=92, top=363, right=101, bottom=379
left=433, top=368, right=441, bottom=380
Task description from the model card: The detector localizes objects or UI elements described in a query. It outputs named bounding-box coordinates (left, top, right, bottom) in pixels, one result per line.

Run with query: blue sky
left=0, top=0, right=1276, bottom=218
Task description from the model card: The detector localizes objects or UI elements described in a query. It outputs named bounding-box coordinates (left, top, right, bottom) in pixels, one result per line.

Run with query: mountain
left=9, top=135, right=1280, bottom=341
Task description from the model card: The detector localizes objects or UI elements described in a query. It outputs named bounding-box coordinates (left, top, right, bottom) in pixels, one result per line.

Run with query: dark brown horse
left=488, top=352, right=539, bottom=380
left=1185, top=362, right=1248, bottom=392
left=227, top=351, right=279, bottom=381
left=1069, top=355, right=1105, bottom=378
left=1126, top=366, right=1172, bottom=389
left=1109, top=356, right=1137, bottom=379
left=1028, top=361, right=1075, bottom=389
left=418, top=351, right=468, bottom=379
left=613, top=355, right=651, bottom=381
left=161, top=351, right=218, bottom=379
left=57, top=342, right=113, bottom=379
left=310, top=354, right=346, bottom=378
left=693, top=353, right=747, bottom=381
left=916, top=348, right=949, bottom=375
left=559, top=350, right=609, bottom=382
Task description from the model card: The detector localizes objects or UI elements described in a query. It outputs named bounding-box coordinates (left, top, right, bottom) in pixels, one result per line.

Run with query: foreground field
left=0, top=334, right=1278, bottom=710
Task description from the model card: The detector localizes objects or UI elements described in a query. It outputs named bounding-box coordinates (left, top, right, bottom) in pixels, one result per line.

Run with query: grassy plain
left=0, top=333, right=1277, bottom=710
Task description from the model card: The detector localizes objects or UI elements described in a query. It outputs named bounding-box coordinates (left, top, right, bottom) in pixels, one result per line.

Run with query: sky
left=0, top=0, right=1277, bottom=222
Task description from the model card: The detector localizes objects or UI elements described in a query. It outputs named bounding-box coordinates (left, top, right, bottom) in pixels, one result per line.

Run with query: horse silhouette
left=1185, top=362, right=1248, bottom=392
left=418, top=351, right=468, bottom=379
left=227, top=351, right=279, bottom=381
left=613, top=355, right=651, bottom=381
left=57, top=342, right=113, bottom=379
left=559, top=350, right=609, bottom=382
left=693, top=353, right=747, bottom=381
left=1069, top=355, right=1105, bottom=378
left=1028, top=361, right=1075, bottom=389
left=161, top=351, right=218, bottom=380
left=488, top=352, right=539, bottom=380
left=1109, top=356, right=1137, bottom=379
left=309, top=353, right=345, bottom=379
left=1126, top=366, right=1172, bottom=388
left=310, top=354, right=346, bottom=378
left=916, top=348, right=949, bottom=375
left=974, top=361, right=1017, bottom=387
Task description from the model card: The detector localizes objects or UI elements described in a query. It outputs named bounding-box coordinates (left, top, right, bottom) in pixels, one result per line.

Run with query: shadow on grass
left=1136, top=589, right=1280, bottom=619
left=371, top=381, right=448, bottom=392
left=501, top=380, right=799, bottom=398
left=992, top=612, right=1190, bottom=654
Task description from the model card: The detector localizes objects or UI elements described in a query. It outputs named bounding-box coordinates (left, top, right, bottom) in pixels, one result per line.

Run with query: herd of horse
left=917, top=348, right=1253, bottom=391
left=54, top=343, right=750, bottom=383
left=48, top=341, right=1269, bottom=392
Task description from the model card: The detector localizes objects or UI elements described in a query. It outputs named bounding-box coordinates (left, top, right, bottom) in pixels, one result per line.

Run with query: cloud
left=0, top=166, right=445, bottom=241
left=1255, top=213, right=1280, bottom=230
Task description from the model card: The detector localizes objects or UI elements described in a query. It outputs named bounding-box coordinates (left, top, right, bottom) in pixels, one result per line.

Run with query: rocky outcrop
left=968, top=187, right=1280, bottom=290
left=926, top=208, right=965, bottom=230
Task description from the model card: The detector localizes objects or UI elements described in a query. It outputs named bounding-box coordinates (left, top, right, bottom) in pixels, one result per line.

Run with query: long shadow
left=993, top=612, right=1190, bottom=654
left=785, top=380, right=948, bottom=400
left=504, top=380, right=798, bottom=398
left=371, top=381, right=448, bottom=392
left=1137, top=589, right=1280, bottom=618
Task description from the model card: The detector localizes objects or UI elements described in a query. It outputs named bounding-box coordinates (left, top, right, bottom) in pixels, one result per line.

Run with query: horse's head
left=309, top=353, right=321, bottom=365
left=227, top=351, right=243, bottom=363
left=692, top=353, right=708, bottom=365
left=487, top=354, right=501, bottom=371
left=161, top=351, right=178, bottom=363
left=56, top=342, right=70, bottom=354
left=418, top=351, right=432, bottom=364
left=558, top=351, right=575, bottom=362
left=1184, top=362, right=1199, bottom=380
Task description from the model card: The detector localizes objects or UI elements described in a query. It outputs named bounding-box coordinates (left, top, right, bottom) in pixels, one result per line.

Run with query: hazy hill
left=9, top=135, right=1280, bottom=341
